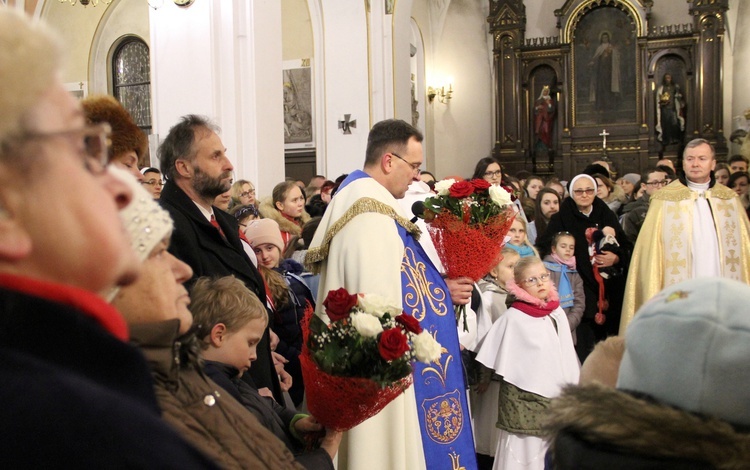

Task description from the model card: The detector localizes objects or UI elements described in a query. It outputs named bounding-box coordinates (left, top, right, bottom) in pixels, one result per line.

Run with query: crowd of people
left=2, top=9, right=750, bottom=470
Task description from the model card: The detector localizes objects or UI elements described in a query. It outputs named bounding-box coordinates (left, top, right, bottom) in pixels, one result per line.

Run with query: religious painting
left=283, top=59, right=314, bottom=150
left=573, top=6, right=637, bottom=126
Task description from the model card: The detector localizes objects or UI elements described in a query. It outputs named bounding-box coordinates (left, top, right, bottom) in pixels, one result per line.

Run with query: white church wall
left=429, top=0, right=493, bottom=179
left=316, top=0, right=370, bottom=179
left=149, top=0, right=285, bottom=198
left=282, top=0, right=313, bottom=61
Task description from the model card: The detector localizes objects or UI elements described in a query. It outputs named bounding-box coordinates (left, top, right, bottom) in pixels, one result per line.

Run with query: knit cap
left=244, top=218, right=284, bottom=252
left=617, top=277, right=750, bottom=426
left=622, top=173, right=640, bottom=186
left=111, top=165, right=173, bottom=260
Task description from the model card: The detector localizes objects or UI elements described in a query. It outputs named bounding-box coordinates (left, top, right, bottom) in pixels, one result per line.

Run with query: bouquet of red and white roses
left=419, top=178, right=516, bottom=329
left=300, top=288, right=442, bottom=431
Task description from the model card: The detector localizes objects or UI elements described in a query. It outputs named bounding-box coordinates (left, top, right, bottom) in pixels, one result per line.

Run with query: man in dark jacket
left=0, top=10, right=216, bottom=468
left=620, top=167, right=669, bottom=244
left=158, top=115, right=282, bottom=403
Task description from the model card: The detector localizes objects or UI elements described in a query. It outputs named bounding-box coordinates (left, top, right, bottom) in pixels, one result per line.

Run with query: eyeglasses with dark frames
left=484, top=170, right=503, bottom=178
left=240, top=189, right=256, bottom=198
left=390, top=153, right=421, bottom=174
left=142, top=179, right=165, bottom=187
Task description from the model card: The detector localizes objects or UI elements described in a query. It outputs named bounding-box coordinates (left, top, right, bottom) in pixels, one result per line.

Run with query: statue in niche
left=589, top=31, right=622, bottom=113
left=533, top=85, right=556, bottom=168
left=655, top=72, right=685, bottom=148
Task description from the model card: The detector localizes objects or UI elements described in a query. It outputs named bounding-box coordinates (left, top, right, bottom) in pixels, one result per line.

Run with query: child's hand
left=602, top=226, right=616, bottom=237
left=320, top=428, right=343, bottom=460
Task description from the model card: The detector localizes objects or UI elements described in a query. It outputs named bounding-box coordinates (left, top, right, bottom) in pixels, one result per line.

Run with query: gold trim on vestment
left=304, top=197, right=420, bottom=273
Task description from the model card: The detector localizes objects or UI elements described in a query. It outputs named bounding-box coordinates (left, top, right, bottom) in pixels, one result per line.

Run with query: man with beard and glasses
left=158, top=115, right=283, bottom=404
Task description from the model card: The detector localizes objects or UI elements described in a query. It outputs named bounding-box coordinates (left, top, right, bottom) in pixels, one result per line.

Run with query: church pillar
left=149, top=0, right=285, bottom=196
left=488, top=0, right=526, bottom=163
left=691, top=0, right=729, bottom=156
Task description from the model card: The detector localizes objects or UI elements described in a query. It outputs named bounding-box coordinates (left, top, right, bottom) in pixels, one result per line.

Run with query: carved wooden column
left=690, top=0, right=728, bottom=157
left=488, top=0, right=526, bottom=162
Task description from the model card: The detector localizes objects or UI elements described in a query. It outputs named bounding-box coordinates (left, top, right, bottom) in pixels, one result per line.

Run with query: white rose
left=358, top=293, right=402, bottom=318
left=434, top=178, right=456, bottom=196
left=413, top=331, right=442, bottom=363
left=489, top=184, right=512, bottom=207
left=351, top=312, right=384, bottom=338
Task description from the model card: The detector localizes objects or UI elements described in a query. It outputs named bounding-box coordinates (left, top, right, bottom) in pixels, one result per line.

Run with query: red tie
left=210, top=214, right=226, bottom=239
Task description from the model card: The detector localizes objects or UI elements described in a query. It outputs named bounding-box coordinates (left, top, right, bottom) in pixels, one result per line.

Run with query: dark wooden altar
left=488, top=0, right=728, bottom=179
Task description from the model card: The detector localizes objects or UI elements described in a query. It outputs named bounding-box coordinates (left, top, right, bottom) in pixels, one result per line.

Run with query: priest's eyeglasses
left=522, top=273, right=551, bottom=287
left=391, top=153, right=421, bottom=174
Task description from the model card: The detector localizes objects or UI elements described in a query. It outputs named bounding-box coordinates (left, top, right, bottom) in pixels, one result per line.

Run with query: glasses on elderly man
left=11, top=123, right=111, bottom=175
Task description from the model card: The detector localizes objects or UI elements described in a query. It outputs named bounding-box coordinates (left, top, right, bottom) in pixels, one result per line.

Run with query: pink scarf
left=550, top=252, right=576, bottom=270
left=506, top=278, right=560, bottom=318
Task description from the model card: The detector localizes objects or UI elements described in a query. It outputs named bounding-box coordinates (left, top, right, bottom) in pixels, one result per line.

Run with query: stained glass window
left=112, top=37, right=151, bottom=133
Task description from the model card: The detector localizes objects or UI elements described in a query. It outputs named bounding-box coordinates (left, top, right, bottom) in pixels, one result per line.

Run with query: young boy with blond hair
left=190, top=276, right=340, bottom=466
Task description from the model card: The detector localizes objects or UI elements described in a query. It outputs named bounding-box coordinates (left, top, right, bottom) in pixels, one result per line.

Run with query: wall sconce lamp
left=427, top=83, right=453, bottom=104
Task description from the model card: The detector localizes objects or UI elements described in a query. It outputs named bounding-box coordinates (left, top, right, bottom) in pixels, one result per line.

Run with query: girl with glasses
left=475, top=256, right=579, bottom=470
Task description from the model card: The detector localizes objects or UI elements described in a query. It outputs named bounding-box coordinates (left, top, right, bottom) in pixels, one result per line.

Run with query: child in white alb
left=475, top=257, right=579, bottom=470
left=472, top=247, right=521, bottom=468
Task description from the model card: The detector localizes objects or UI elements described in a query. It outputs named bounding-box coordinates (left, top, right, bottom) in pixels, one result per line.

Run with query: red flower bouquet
left=420, top=179, right=516, bottom=328
left=301, top=288, right=442, bottom=431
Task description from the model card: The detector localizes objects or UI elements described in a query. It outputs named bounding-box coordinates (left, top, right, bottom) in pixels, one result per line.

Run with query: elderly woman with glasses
left=536, top=174, right=631, bottom=362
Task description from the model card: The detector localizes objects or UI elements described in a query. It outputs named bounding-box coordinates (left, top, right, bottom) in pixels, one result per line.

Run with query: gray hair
left=0, top=10, right=61, bottom=153
left=683, top=138, right=715, bottom=160
left=158, top=114, right=219, bottom=181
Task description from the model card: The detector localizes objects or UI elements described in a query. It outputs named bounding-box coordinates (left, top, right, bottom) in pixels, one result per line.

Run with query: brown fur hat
left=81, top=95, right=148, bottom=166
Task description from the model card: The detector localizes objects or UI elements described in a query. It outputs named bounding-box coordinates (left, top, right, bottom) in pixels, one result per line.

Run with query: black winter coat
left=0, top=275, right=217, bottom=469
left=536, top=197, right=631, bottom=320
left=160, top=180, right=282, bottom=403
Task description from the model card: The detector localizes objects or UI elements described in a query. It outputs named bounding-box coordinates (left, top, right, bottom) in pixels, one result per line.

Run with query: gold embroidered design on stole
left=662, top=199, right=691, bottom=286
left=421, top=390, right=464, bottom=444
left=400, top=246, right=448, bottom=322
left=421, top=331, right=451, bottom=387
left=712, top=197, right=744, bottom=280
left=449, top=450, right=467, bottom=470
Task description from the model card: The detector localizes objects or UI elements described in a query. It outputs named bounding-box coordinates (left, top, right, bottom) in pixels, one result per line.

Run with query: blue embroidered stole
left=397, top=224, right=477, bottom=470
left=544, top=261, right=575, bottom=309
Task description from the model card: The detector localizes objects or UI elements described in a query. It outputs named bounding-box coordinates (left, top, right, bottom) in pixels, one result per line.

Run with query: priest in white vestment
left=620, top=138, right=750, bottom=332
left=306, top=120, right=477, bottom=470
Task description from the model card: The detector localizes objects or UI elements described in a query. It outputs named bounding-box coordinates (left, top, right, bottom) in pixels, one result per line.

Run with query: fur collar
left=545, top=384, right=750, bottom=468
left=258, top=197, right=310, bottom=236
left=506, top=278, right=559, bottom=306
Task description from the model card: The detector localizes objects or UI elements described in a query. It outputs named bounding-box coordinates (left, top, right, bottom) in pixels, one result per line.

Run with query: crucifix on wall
left=599, top=129, right=609, bottom=149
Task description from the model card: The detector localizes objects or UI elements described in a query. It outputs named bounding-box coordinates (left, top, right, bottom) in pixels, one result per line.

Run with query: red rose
left=449, top=180, right=474, bottom=198
left=470, top=178, right=491, bottom=193
left=378, top=328, right=410, bottom=361
left=395, top=313, right=422, bottom=334
left=323, top=288, right=358, bottom=322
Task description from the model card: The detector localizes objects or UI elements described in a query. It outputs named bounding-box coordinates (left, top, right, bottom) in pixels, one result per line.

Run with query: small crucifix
left=338, top=114, right=357, bottom=135
left=599, top=129, right=609, bottom=150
